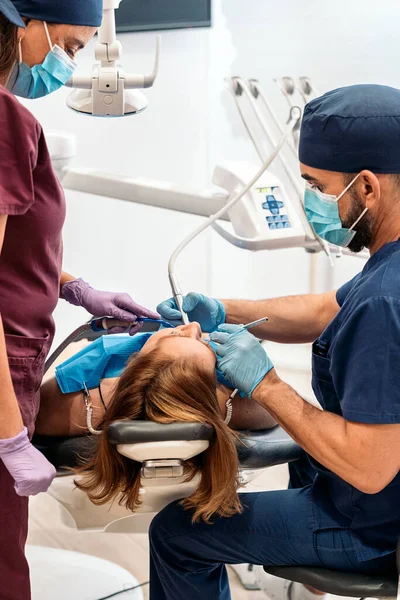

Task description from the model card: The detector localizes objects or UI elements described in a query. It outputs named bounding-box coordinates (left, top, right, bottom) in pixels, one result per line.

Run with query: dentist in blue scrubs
left=156, top=84, right=400, bottom=600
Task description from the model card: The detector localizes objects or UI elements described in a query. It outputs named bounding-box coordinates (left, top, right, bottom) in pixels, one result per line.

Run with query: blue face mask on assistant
left=5, top=21, right=77, bottom=99
left=304, top=173, right=368, bottom=248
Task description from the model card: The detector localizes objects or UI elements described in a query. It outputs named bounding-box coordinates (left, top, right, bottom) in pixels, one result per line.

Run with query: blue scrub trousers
left=149, top=484, right=396, bottom=600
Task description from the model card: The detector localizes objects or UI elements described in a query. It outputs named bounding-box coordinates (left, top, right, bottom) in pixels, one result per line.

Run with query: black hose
left=94, top=580, right=149, bottom=600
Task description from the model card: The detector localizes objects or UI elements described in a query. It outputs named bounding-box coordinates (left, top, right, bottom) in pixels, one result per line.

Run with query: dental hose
left=44, top=322, right=94, bottom=375
left=167, top=105, right=302, bottom=323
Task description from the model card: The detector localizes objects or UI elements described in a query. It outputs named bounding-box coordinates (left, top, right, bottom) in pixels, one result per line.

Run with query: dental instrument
left=66, top=0, right=160, bottom=117
left=203, top=317, right=269, bottom=343
left=275, top=76, right=302, bottom=148
left=241, top=317, right=268, bottom=330
left=276, top=76, right=296, bottom=109
left=297, top=76, right=320, bottom=102
left=247, top=78, right=298, bottom=160
left=136, top=317, right=174, bottom=328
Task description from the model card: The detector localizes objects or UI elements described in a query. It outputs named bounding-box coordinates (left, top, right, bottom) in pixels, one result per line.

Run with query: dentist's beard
left=343, top=193, right=373, bottom=253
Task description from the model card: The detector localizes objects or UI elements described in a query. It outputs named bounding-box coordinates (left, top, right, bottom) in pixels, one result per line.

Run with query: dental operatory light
left=66, top=0, right=160, bottom=117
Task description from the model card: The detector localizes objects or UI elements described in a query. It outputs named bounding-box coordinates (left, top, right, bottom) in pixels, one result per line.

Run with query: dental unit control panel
left=211, top=162, right=313, bottom=251
left=260, top=187, right=292, bottom=230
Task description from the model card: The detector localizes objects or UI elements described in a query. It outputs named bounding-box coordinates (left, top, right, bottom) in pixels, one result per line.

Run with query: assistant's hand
left=210, top=324, right=274, bottom=396
left=61, top=278, right=160, bottom=335
left=0, top=427, right=56, bottom=496
left=157, top=292, right=225, bottom=332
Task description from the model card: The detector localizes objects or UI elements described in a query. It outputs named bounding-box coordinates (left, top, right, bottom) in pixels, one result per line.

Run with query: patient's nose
left=181, top=322, right=202, bottom=339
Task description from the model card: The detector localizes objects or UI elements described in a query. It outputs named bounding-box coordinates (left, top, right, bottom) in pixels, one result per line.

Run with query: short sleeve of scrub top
left=0, top=90, right=38, bottom=215
left=335, top=273, right=361, bottom=307
left=331, top=295, right=400, bottom=424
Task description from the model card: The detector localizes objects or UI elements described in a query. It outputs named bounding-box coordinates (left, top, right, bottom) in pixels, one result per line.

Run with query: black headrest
left=107, top=420, right=215, bottom=445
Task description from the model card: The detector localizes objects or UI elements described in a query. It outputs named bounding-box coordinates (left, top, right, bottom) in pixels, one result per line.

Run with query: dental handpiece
left=168, top=272, right=190, bottom=325
left=91, top=316, right=174, bottom=331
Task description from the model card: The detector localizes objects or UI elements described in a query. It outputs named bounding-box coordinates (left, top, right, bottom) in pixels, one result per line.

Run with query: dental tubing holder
left=66, top=0, right=160, bottom=116
left=167, top=106, right=302, bottom=323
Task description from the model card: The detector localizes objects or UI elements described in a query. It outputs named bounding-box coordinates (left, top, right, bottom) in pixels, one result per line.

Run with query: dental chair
left=32, top=420, right=302, bottom=534
left=30, top=417, right=302, bottom=599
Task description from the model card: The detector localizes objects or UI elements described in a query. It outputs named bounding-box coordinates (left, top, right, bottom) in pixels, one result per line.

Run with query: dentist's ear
left=358, top=170, right=381, bottom=210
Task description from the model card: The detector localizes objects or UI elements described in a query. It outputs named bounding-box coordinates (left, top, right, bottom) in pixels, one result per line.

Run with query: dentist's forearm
left=253, top=371, right=399, bottom=493
left=222, top=290, right=339, bottom=343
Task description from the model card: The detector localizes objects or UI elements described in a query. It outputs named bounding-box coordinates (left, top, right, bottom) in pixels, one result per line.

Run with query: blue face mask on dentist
left=6, top=21, right=77, bottom=99
left=304, top=173, right=369, bottom=248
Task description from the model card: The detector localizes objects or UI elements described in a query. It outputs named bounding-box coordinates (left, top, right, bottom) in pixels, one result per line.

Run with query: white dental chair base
left=48, top=468, right=264, bottom=533
left=26, top=546, right=143, bottom=600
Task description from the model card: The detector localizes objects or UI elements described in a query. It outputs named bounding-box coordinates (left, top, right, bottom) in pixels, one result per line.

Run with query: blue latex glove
left=210, top=324, right=273, bottom=396
left=157, top=292, right=226, bottom=332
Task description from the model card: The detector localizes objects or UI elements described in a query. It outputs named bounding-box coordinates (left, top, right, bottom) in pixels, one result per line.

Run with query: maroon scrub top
left=0, top=87, right=65, bottom=345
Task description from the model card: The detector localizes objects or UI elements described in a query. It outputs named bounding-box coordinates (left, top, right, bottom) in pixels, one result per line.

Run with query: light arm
left=66, top=0, right=160, bottom=116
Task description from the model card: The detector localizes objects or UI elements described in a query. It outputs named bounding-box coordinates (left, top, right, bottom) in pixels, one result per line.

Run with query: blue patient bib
left=55, top=333, right=152, bottom=393
left=55, top=332, right=237, bottom=394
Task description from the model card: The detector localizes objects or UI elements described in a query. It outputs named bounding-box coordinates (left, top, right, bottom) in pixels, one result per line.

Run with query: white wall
left=23, top=0, right=400, bottom=359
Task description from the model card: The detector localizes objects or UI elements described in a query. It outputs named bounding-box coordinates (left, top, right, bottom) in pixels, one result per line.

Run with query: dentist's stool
left=263, top=538, right=399, bottom=599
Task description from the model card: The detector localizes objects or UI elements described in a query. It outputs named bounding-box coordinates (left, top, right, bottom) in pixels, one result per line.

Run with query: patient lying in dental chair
left=36, top=322, right=276, bottom=522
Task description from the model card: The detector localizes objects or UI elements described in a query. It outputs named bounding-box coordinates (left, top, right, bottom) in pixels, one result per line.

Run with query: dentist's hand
left=210, top=324, right=274, bottom=396
left=61, top=278, right=160, bottom=335
left=157, top=292, right=226, bottom=332
left=0, top=427, right=56, bottom=496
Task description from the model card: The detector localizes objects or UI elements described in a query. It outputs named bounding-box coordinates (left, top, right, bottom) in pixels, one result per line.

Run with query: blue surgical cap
left=0, top=0, right=103, bottom=28
left=299, top=84, right=400, bottom=174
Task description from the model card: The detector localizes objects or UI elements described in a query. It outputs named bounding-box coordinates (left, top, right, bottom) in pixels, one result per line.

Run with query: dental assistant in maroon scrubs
left=0, top=1, right=158, bottom=597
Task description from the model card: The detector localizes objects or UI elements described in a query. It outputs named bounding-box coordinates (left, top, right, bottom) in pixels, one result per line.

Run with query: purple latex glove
left=0, top=427, right=56, bottom=496
left=61, top=278, right=160, bottom=335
